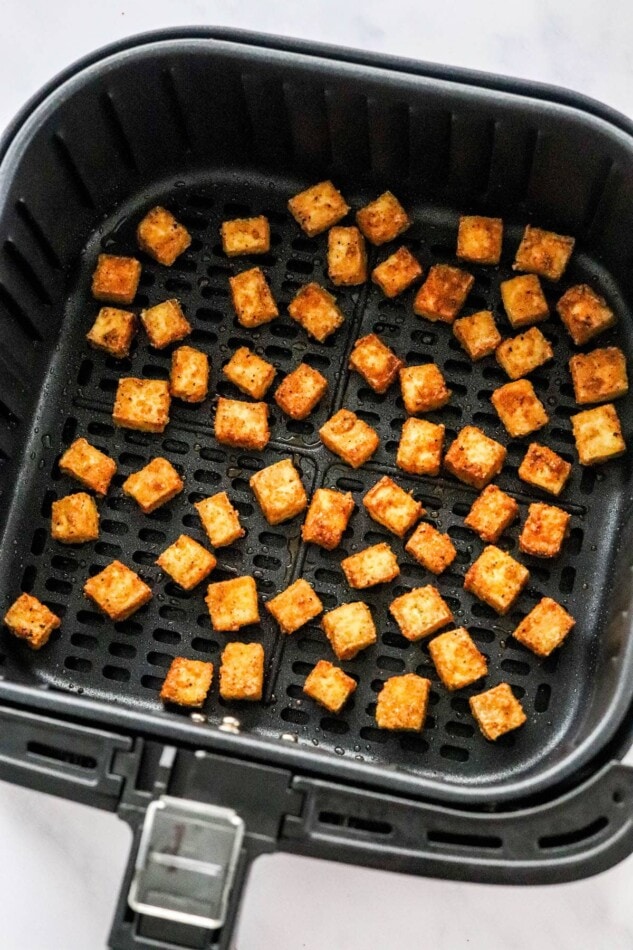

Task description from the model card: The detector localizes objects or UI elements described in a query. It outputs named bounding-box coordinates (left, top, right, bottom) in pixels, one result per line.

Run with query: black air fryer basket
left=2, top=28, right=633, bottom=949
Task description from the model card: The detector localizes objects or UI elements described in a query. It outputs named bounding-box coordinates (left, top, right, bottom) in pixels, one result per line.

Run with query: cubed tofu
left=86, top=307, right=136, bottom=358
left=518, top=443, right=572, bottom=496
left=453, top=310, right=502, bottom=361
left=59, top=437, right=117, bottom=495
left=303, top=660, right=357, bottom=714
left=496, top=327, right=554, bottom=380
left=327, top=226, right=367, bottom=286
left=221, top=216, right=270, bottom=257
left=397, top=418, right=445, bottom=477
left=322, top=601, right=377, bottom=660
left=444, top=426, right=507, bottom=489
left=301, top=488, right=355, bottom=550
left=274, top=363, right=328, bottom=420
left=456, top=215, right=503, bottom=265
left=223, top=347, right=276, bottom=399
left=413, top=264, right=474, bottom=323
left=500, top=274, right=549, bottom=329
left=405, top=522, right=457, bottom=575
left=137, top=206, right=192, bottom=266
left=205, top=576, right=259, bottom=632
left=266, top=578, right=323, bottom=634
left=229, top=267, right=279, bottom=328
left=512, top=596, right=575, bottom=657
left=83, top=560, right=152, bottom=621
left=156, top=534, right=217, bottom=590
left=249, top=459, right=308, bottom=525
left=513, top=225, right=575, bottom=281
left=122, top=457, right=183, bottom=514
left=348, top=333, right=404, bottom=394
left=141, top=298, right=191, bottom=349
left=214, top=397, right=270, bottom=451
left=160, top=657, right=213, bottom=707
left=288, top=180, right=350, bottom=237
left=371, top=246, right=423, bottom=298
left=491, top=379, right=549, bottom=438
left=112, top=378, right=171, bottom=433
left=399, top=363, right=451, bottom=414
left=519, top=502, right=570, bottom=558
left=288, top=283, right=345, bottom=342
left=195, top=492, right=245, bottom=548
left=557, top=284, right=616, bottom=346
left=569, top=347, right=628, bottom=405
left=571, top=403, right=626, bottom=465
left=170, top=345, right=209, bottom=403
left=3, top=593, right=61, bottom=650
left=469, top=683, right=527, bottom=740
left=91, top=254, right=141, bottom=304
left=363, top=475, right=424, bottom=537
left=219, top=642, right=264, bottom=701
left=319, top=409, right=379, bottom=468
left=356, top=191, right=410, bottom=245
left=389, top=585, right=453, bottom=641
left=375, top=674, right=430, bottom=731
left=341, top=542, right=400, bottom=589
left=464, top=485, right=519, bottom=543
left=428, top=627, right=488, bottom=691
left=464, top=545, right=529, bottom=615
left=51, top=492, right=99, bottom=544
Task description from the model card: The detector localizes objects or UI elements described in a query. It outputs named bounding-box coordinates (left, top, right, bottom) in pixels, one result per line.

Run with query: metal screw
left=219, top=716, right=241, bottom=734
left=190, top=712, right=207, bottom=724
left=281, top=732, right=298, bottom=743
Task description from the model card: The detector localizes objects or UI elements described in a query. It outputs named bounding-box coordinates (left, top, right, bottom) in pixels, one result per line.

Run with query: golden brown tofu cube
left=195, top=492, right=244, bottom=548
left=266, top=578, right=323, bottom=634
left=83, top=560, right=152, bottom=621
left=229, top=267, right=279, bottom=328
left=375, top=674, right=430, bottom=731
left=249, top=458, right=307, bottom=525
left=112, top=378, right=171, bottom=433
left=571, top=403, right=626, bottom=465
left=464, top=545, right=529, bottom=615
left=51, top=492, right=99, bottom=544
left=356, top=191, right=410, bottom=246
left=519, top=502, right=570, bottom=558
left=405, top=522, right=457, bottom=575
left=397, top=418, right=445, bottom=477
left=491, top=379, right=549, bottom=438
left=341, top=542, right=400, bottom=589
left=371, top=246, right=423, bottom=298
left=513, top=225, right=574, bottom=281
left=141, top=299, right=191, bottom=350
left=205, top=576, right=259, bottom=632
left=500, top=274, right=549, bottom=329
left=457, top=215, right=503, bottom=265
left=512, top=596, right=575, bottom=657
left=496, top=327, right=554, bottom=380
left=569, top=347, right=628, bottom=405
left=303, top=660, right=357, bottom=714
left=319, top=409, right=379, bottom=468
left=160, top=657, right=213, bottom=707
left=223, top=347, right=276, bottom=399
left=301, top=488, right=355, bottom=550
left=59, top=437, right=117, bottom=495
left=327, top=226, right=367, bottom=286
left=221, top=215, right=270, bottom=257
left=399, top=363, right=451, bottom=414
left=413, top=264, right=474, bottom=323
left=518, top=443, right=572, bottom=497
left=170, top=345, right=209, bottom=403
left=3, top=593, right=61, bottom=650
left=469, top=683, right=526, bottom=740
left=220, top=642, right=265, bottom=701
left=464, top=484, right=519, bottom=543
left=288, top=180, right=350, bottom=237
left=444, top=426, right=507, bottom=489
left=389, top=585, right=453, bottom=641
left=122, top=457, right=183, bottom=514
left=322, top=601, right=377, bottom=660
left=288, top=283, right=345, bottom=343
left=91, top=254, right=141, bottom=305
left=86, top=307, right=136, bottom=359
left=556, top=284, right=616, bottom=346
left=428, top=627, right=488, bottom=691
left=214, top=397, right=270, bottom=451
left=156, top=535, right=217, bottom=591
left=137, top=206, right=192, bottom=266
left=349, top=333, right=404, bottom=394
left=453, top=310, right=502, bottom=361
left=274, top=363, right=328, bottom=420
left=363, top=475, right=424, bottom=538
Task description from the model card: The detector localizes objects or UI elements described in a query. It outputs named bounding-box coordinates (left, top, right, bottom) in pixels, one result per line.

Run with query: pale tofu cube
left=348, top=333, right=404, bottom=394
left=371, top=246, right=423, bottom=298
left=456, top=215, right=503, bottom=265
left=322, top=601, right=377, bottom=660
left=356, top=191, right=410, bottom=245
left=464, top=485, right=519, bottom=543
left=512, top=596, right=575, bottom=657
left=83, top=560, right=152, bottom=621
left=496, top=327, right=554, bottom=380
left=500, top=274, right=549, bottom=329
left=112, top=378, right=171, bottom=433
left=363, top=475, right=424, bottom=537
left=214, top=397, right=270, bottom=451
left=141, top=298, right=191, bottom=350
left=86, top=307, right=136, bottom=358
left=469, top=683, right=527, bottom=740
left=301, top=488, right=355, bottom=550
left=464, top=545, right=529, bottom=615
left=122, top=457, right=183, bottom=513
left=518, top=443, right=572, bottom=496
left=219, top=642, right=264, bottom=700
left=205, top=576, right=259, bottom=632
left=491, top=379, right=549, bottom=438
left=59, top=437, right=117, bottom=495
left=221, top=216, right=270, bottom=257
left=400, top=363, right=451, bottom=414
left=375, top=674, right=430, bottom=731
left=513, top=224, right=574, bottom=281
left=91, top=254, right=141, bottom=304
left=51, top=492, right=99, bottom=544
left=160, top=657, right=213, bottom=707
left=557, top=284, right=616, bottom=345
left=571, top=403, right=626, bottom=465
left=170, top=345, right=209, bottom=403
left=137, top=206, right=191, bottom=266
left=397, top=418, right=445, bottom=477
left=319, top=409, right=379, bottom=468
left=303, top=660, right=357, bottom=713
left=428, top=627, right=488, bottom=691
left=444, top=426, right=507, bottom=489
left=156, top=535, right=216, bottom=590
left=288, top=283, right=345, bottom=342
left=249, top=459, right=308, bottom=525
left=341, top=542, right=400, bottom=589
left=195, top=492, right=244, bottom=548
left=327, top=226, right=367, bottom=285
left=229, top=267, right=279, bottom=328
left=519, top=502, right=570, bottom=558
left=569, top=347, right=628, bottom=405
left=223, top=347, right=276, bottom=399
left=413, top=264, right=474, bottom=323
left=389, top=585, right=453, bottom=641
left=405, top=522, right=457, bottom=575
left=453, top=310, right=502, bottom=361
left=266, top=578, right=323, bottom=634
left=3, top=593, right=60, bottom=650
left=288, top=180, right=350, bottom=237
left=274, top=363, right=328, bottom=420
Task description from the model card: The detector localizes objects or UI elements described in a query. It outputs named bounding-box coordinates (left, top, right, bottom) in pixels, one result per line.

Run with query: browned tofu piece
left=322, top=601, right=377, bottom=660
left=405, top=522, right=457, bottom=575
left=91, top=254, right=141, bottom=304
left=229, top=267, right=279, bottom=328
left=137, top=206, right=191, bottom=266
left=122, top=457, right=183, bottom=514
left=464, top=485, right=519, bottom=543
left=519, top=502, right=570, bottom=558
left=397, top=418, right=445, bottom=477
left=348, top=333, right=403, bottom=394
left=469, top=683, right=526, bottom=740
left=274, top=363, right=328, bottom=420
left=214, top=397, right=270, bottom=451
left=556, top=284, right=616, bottom=346
left=223, top=347, right=276, bottom=399
left=288, top=283, right=345, bottom=343
left=413, top=264, right=474, bottom=323
left=518, top=443, right=572, bottom=496
left=141, top=298, right=191, bottom=350
left=156, top=535, right=216, bottom=591
left=389, top=585, right=453, bottom=641
left=288, top=180, right=350, bottom=237
left=400, top=363, right=451, bottom=414
left=513, top=225, right=574, bottom=281
left=428, top=627, right=488, bottom=691
left=375, top=674, right=430, bottom=731
left=571, top=403, right=626, bottom=465
left=219, top=642, right=264, bottom=701
left=319, top=409, right=379, bottom=468
left=3, top=593, right=61, bottom=650
left=170, top=345, right=209, bottom=403
left=569, top=347, right=628, bottom=405
left=86, top=307, right=136, bottom=358
left=160, top=657, right=213, bottom=707
left=51, top=492, right=99, bottom=544
left=363, top=475, right=424, bottom=538
left=301, top=488, right=355, bottom=550
left=205, top=576, right=259, bottom=632
left=356, top=191, right=410, bottom=245
left=221, top=215, right=270, bottom=257
left=266, top=578, right=323, bottom=634
left=303, top=660, right=357, bottom=714
left=464, top=545, right=529, bottom=615
left=249, top=458, right=308, bottom=525
left=59, top=437, right=117, bottom=495
left=444, top=426, right=507, bottom=489
left=500, top=274, right=549, bottom=329
left=496, top=327, right=554, bottom=380
left=453, top=310, right=502, bottom=361
left=327, top=226, right=367, bottom=286
left=341, top=542, right=400, bottom=589
left=457, top=215, right=503, bottom=265
left=84, top=560, right=152, bottom=621
left=112, top=378, right=171, bottom=433
left=491, top=379, right=548, bottom=438
left=512, top=596, right=575, bottom=657
left=195, top=492, right=244, bottom=548
left=371, top=246, right=423, bottom=298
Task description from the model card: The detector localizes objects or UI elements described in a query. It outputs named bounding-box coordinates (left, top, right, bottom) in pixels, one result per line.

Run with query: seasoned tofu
left=519, top=502, right=570, bottom=558
left=399, top=363, right=451, bottom=414
left=356, top=191, right=410, bottom=245
left=319, top=409, right=379, bottom=468
left=569, top=347, right=628, bottom=405
left=444, top=426, right=506, bottom=489
left=518, top=443, right=572, bottom=496
left=327, top=226, right=367, bottom=286
left=122, top=457, right=183, bottom=514
left=137, top=206, right=191, bottom=266
left=249, top=458, right=308, bottom=525
left=141, top=299, right=191, bottom=349
left=571, top=403, right=626, bottom=465
left=301, top=488, right=355, bottom=550
left=160, top=657, right=213, bottom=707
left=371, top=246, right=423, bottom=298
left=464, top=545, right=529, bottom=615
left=205, top=576, right=259, bottom=632
left=557, top=284, right=616, bottom=346
left=84, top=560, right=152, bottom=621
left=274, top=362, right=328, bottom=420
left=491, top=379, right=549, bottom=438
left=456, top=215, right=503, bottom=265
left=221, top=215, right=270, bottom=257
left=91, top=253, right=141, bottom=304
left=112, top=378, right=171, bottom=433
left=195, top=492, right=244, bottom=548
left=428, top=627, right=488, bottom=691
left=512, top=596, right=575, bottom=657
left=348, top=333, right=404, bottom=394
left=266, top=578, right=323, bottom=634
left=170, top=345, right=209, bottom=403
left=219, top=642, right=264, bottom=701
left=500, top=274, right=549, bottom=329
left=464, top=485, right=519, bottom=543
left=51, top=492, right=99, bottom=544
left=303, top=660, right=357, bottom=714
left=223, top=347, right=276, bottom=400
left=375, top=674, right=430, bottom=731
left=469, top=683, right=527, bottom=740
left=413, top=264, right=474, bottom=323
left=496, top=327, right=554, bottom=380
left=86, top=307, right=136, bottom=359
left=59, top=437, right=117, bottom=495
left=363, top=475, right=424, bottom=537
left=156, top=534, right=216, bottom=591
left=389, top=585, right=453, bottom=641
left=397, top=417, right=445, bottom=477
left=288, top=283, right=345, bottom=342
left=453, top=310, right=502, bottom=361
left=322, top=601, right=377, bottom=660
left=405, top=522, right=457, bottom=575
left=229, top=267, right=279, bottom=328
left=3, top=593, right=60, bottom=650
left=513, top=224, right=574, bottom=281
left=288, top=180, right=350, bottom=237
left=341, top=542, right=400, bottom=589
left=214, top=397, right=270, bottom=451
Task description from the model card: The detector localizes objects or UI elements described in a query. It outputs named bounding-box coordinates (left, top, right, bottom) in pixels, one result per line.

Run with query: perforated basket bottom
left=0, top=170, right=630, bottom=789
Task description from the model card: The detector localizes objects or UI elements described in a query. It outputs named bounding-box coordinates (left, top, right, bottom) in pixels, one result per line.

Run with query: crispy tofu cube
left=195, top=492, right=244, bottom=548
left=206, top=576, right=259, bottom=632
left=156, top=534, right=216, bottom=590
left=221, top=216, right=270, bottom=257
left=288, top=180, right=350, bottom=237
left=122, top=457, right=183, bottom=514
left=571, top=403, right=626, bottom=465
left=137, top=206, right=191, bottom=266
left=389, top=585, right=453, bottom=641
left=464, top=545, right=529, bottom=615
left=274, top=363, right=328, bottom=420
left=249, top=458, right=307, bottom=525
left=453, top=310, right=502, bottom=361
left=341, top=542, right=400, bottom=589
left=214, top=397, right=270, bottom=451
left=513, top=225, right=574, bottom=281
left=229, top=267, right=278, bottom=328
left=519, top=502, right=570, bottom=558
left=223, top=347, right=276, bottom=399
left=220, top=642, right=265, bottom=701
left=3, top=593, right=60, bottom=650
left=413, top=264, right=474, bottom=323
left=428, top=627, right=488, bottom=691
left=363, top=475, right=424, bottom=537
left=86, top=307, right=136, bottom=359
left=371, top=246, right=423, bottom=298
left=288, top=283, right=345, bottom=342
left=160, top=657, right=213, bottom=707
left=496, top=327, right=554, bottom=380
left=266, top=579, right=323, bottom=634
left=83, top=560, right=152, bottom=621
left=375, top=674, right=430, bottom=731
left=557, top=284, right=616, bottom=346
left=141, top=298, right=191, bottom=350
left=319, top=409, right=379, bottom=468
left=91, top=254, right=141, bottom=304
left=303, top=660, right=357, bottom=713
left=301, top=488, right=355, bottom=550
left=569, top=347, right=628, bottom=405
left=444, top=426, right=507, bottom=489
left=327, top=226, right=367, bottom=286
left=405, top=522, right=457, bottom=575
left=51, top=492, right=99, bottom=544
left=512, top=596, right=575, bottom=657
left=500, top=274, right=549, bottom=329
left=170, top=345, right=209, bottom=403
left=399, top=363, right=451, bottom=414
left=491, top=379, right=549, bottom=438
left=349, top=334, right=403, bottom=394
left=469, top=683, right=526, bottom=740
left=356, top=191, right=410, bottom=245
left=464, top=485, right=519, bottom=543
left=397, top=418, right=445, bottom=477
left=322, top=601, right=377, bottom=660
left=112, top=378, right=171, bottom=433
left=518, top=443, right=572, bottom=496
left=457, top=215, right=503, bottom=265
left=59, top=437, right=117, bottom=495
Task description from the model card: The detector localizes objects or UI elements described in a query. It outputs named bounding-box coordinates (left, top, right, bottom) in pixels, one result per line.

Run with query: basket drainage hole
left=27, top=741, right=97, bottom=770
left=318, top=812, right=392, bottom=836
left=613, top=790, right=625, bottom=804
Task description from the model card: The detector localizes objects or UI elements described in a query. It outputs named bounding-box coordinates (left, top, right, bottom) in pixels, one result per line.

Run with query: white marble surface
left=2, top=0, right=633, bottom=947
